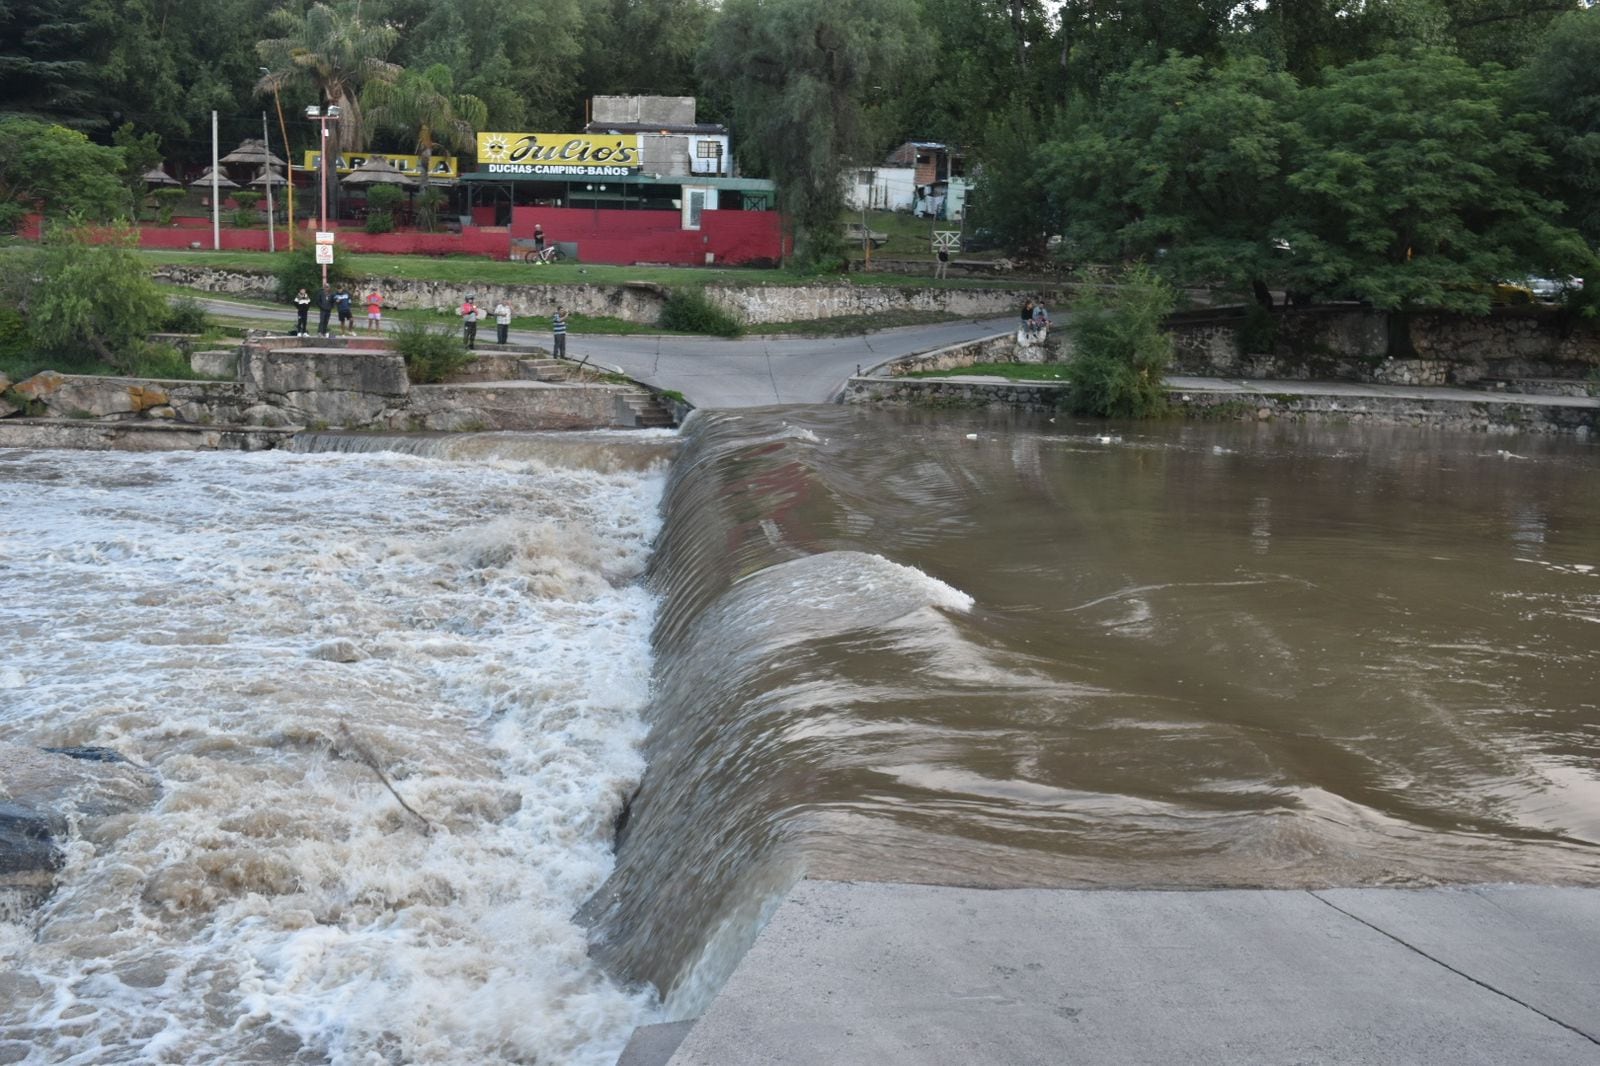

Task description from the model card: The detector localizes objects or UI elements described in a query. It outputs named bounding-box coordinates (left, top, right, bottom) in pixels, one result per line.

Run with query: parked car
left=1522, top=276, right=1585, bottom=302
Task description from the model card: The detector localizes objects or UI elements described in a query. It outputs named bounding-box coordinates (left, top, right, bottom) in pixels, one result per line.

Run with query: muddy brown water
left=587, top=406, right=1600, bottom=1014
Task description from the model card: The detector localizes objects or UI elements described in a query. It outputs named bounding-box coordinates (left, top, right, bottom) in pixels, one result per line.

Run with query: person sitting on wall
left=461, top=294, right=479, bottom=349
left=1031, top=301, right=1051, bottom=336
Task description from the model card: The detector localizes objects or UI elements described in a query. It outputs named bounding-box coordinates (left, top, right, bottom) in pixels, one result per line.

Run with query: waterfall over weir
left=586, top=406, right=1600, bottom=1019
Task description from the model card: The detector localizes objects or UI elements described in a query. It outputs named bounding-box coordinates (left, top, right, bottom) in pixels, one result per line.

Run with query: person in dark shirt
left=334, top=287, right=354, bottom=336
left=293, top=287, right=311, bottom=336
left=317, top=284, right=334, bottom=337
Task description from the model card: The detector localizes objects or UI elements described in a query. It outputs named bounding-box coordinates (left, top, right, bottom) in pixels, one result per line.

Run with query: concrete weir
left=623, top=880, right=1600, bottom=1065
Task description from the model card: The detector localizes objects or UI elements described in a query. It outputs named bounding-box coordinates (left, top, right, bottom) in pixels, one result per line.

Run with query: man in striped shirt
left=552, top=306, right=567, bottom=358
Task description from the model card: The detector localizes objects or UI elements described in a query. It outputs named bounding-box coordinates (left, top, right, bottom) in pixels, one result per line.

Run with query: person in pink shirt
left=366, top=290, right=384, bottom=333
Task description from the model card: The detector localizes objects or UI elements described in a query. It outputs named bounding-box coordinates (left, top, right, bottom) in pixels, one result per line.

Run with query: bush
left=364, top=210, right=394, bottom=234
left=28, top=222, right=165, bottom=370
left=1063, top=264, right=1175, bottom=418
left=0, top=307, right=28, bottom=363
left=275, top=243, right=358, bottom=303
left=232, top=191, right=262, bottom=211
left=126, top=341, right=201, bottom=380
left=415, top=186, right=445, bottom=232
left=231, top=208, right=257, bottom=228
left=659, top=287, right=742, bottom=337
left=392, top=319, right=472, bottom=383
left=152, top=187, right=186, bottom=225
left=162, top=295, right=210, bottom=334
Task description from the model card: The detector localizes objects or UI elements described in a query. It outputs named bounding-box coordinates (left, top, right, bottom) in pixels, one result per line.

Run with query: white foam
left=0, top=446, right=667, bottom=1064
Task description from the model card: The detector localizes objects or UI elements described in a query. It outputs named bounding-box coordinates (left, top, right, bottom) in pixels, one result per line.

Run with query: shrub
left=152, top=187, right=187, bottom=224
left=126, top=341, right=201, bottom=380
left=659, top=287, right=742, bottom=337
left=364, top=210, right=394, bottom=234
left=1063, top=264, right=1175, bottom=418
left=231, top=208, right=257, bottom=228
left=232, top=191, right=262, bottom=211
left=392, top=319, right=472, bottom=383
left=415, top=186, right=445, bottom=233
left=162, top=296, right=210, bottom=334
left=274, top=243, right=358, bottom=303
left=28, top=222, right=165, bottom=370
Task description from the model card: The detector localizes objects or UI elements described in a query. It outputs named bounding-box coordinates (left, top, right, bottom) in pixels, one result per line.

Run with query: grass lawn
left=900, top=361, right=1071, bottom=382
left=138, top=247, right=1039, bottom=291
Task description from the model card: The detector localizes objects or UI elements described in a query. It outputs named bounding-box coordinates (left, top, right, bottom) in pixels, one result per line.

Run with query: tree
left=256, top=2, right=401, bottom=165
left=0, top=118, right=127, bottom=232
left=1280, top=50, right=1596, bottom=317
left=1038, top=55, right=1298, bottom=292
left=27, top=223, right=165, bottom=368
left=699, top=0, right=920, bottom=266
left=1521, top=6, right=1600, bottom=248
left=0, top=0, right=97, bottom=126
left=1064, top=263, right=1174, bottom=418
left=363, top=63, right=487, bottom=184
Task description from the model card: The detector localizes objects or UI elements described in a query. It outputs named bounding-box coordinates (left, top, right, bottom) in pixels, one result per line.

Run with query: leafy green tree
left=0, top=118, right=127, bottom=231
left=1038, top=55, right=1298, bottom=293
left=386, top=0, right=586, bottom=131
left=1521, top=6, right=1600, bottom=248
left=27, top=223, right=166, bottom=367
left=965, top=105, right=1052, bottom=257
left=699, top=0, right=919, bottom=266
left=1064, top=263, right=1174, bottom=418
left=1280, top=50, right=1595, bottom=316
left=582, top=0, right=713, bottom=96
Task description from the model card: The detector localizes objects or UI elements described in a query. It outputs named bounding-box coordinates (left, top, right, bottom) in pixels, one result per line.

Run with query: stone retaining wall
left=152, top=265, right=1044, bottom=327
left=841, top=376, right=1067, bottom=412
left=1170, top=306, right=1600, bottom=385
left=841, top=375, right=1597, bottom=437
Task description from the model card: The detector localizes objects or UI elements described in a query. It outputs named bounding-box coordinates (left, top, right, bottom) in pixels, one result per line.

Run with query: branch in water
left=337, top=721, right=434, bottom=835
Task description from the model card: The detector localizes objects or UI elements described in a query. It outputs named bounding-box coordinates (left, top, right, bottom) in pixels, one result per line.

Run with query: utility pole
left=211, top=110, right=220, bottom=251
left=261, top=68, right=295, bottom=250
left=262, top=112, right=276, bottom=253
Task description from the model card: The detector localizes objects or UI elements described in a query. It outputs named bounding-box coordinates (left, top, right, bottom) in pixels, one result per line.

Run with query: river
left=2, top=410, right=1598, bottom=1063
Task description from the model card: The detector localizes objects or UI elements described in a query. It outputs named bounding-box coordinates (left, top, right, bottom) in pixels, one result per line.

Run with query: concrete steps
left=620, top=390, right=676, bottom=428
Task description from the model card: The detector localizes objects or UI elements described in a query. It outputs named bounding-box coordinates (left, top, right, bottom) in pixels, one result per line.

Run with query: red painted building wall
left=511, top=206, right=785, bottom=266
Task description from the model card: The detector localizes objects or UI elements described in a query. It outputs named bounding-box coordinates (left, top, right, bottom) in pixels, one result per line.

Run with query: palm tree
left=254, top=2, right=401, bottom=175
left=364, top=64, right=488, bottom=186
left=364, top=64, right=487, bottom=231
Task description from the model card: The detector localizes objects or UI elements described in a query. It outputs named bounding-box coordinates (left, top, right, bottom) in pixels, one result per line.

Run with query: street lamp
left=260, top=68, right=294, bottom=252
left=305, top=104, right=341, bottom=285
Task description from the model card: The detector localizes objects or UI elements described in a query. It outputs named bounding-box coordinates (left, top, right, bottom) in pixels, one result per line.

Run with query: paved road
left=189, top=295, right=1012, bottom=408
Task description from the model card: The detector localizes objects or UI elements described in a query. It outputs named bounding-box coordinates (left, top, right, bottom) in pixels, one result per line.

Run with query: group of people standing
left=293, top=285, right=384, bottom=338
left=458, top=294, right=566, bottom=355
left=289, top=285, right=570, bottom=357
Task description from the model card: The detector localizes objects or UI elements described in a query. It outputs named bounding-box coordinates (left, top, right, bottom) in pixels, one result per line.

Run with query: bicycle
left=523, top=244, right=565, bottom=264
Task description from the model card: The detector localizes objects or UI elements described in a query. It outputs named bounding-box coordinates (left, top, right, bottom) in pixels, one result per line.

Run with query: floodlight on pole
left=306, top=105, right=337, bottom=286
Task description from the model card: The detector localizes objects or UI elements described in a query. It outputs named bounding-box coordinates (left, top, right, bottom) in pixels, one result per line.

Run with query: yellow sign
left=301, top=152, right=459, bottom=177
left=476, top=133, right=642, bottom=177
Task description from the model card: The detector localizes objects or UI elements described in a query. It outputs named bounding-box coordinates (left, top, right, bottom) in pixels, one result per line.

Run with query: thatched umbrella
left=142, top=166, right=181, bottom=187
left=190, top=166, right=239, bottom=190
left=250, top=166, right=288, bottom=188
left=340, top=154, right=415, bottom=188
left=220, top=138, right=287, bottom=169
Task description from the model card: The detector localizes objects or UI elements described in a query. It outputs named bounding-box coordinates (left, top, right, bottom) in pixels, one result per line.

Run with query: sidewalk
left=623, top=880, right=1600, bottom=1066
